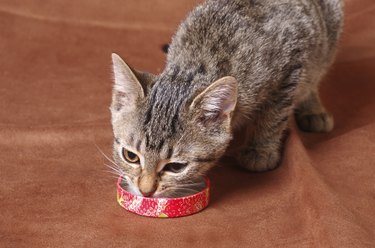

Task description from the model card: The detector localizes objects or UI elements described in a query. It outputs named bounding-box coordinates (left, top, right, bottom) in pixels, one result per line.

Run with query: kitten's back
left=167, top=0, right=342, bottom=117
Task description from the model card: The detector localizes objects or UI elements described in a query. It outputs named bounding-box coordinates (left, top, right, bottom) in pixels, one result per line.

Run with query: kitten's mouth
left=120, top=177, right=206, bottom=198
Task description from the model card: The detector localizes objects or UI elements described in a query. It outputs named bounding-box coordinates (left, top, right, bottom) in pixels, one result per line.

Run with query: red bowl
left=116, top=176, right=210, bottom=218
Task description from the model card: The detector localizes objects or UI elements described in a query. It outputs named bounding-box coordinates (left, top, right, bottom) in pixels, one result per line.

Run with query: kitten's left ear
left=111, top=53, right=146, bottom=112
left=190, top=76, right=238, bottom=128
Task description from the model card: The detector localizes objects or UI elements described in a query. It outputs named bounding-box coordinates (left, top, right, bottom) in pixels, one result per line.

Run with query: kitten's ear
left=190, top=76, right=238, bottom=128
left=111, top=53, right=145, bottom=112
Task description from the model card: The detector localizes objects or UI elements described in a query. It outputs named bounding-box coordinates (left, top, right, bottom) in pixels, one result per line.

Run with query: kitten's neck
left=160, top=62, right=217, bottom=90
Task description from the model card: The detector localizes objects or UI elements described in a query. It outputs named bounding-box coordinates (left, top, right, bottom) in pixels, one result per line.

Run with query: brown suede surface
left=1, top=0, right=374, bottom=247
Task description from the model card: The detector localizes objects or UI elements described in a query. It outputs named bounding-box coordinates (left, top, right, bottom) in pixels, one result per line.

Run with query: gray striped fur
left=110, top=0, right=343, bottom=197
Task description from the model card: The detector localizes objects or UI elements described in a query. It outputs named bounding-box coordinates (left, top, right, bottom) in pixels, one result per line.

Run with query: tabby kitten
left=110, top=0, right=343, bottom=197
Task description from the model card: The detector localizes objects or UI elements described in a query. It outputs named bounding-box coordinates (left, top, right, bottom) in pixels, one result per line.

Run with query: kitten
left=110, top=0, right=343, bottom=197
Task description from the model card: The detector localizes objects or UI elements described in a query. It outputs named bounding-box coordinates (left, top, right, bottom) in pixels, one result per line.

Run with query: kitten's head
left=110, top=53, right=237, bottom=197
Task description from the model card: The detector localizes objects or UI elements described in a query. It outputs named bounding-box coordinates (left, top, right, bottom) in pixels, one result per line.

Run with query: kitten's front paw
left=236, top=147, right=281, bottom=172
left=295, top=112, right=334, bottom=133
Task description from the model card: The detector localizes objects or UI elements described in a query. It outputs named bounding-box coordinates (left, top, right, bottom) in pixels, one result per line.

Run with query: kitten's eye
left=122, top=148, right=140, bottom=164
left=163, top=163, right=188, bottom=173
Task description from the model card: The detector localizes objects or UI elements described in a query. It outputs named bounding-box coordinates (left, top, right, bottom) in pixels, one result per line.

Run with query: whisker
left=164, top=181, right=206, bottom=190
left=104, top=163, right=121, bottom=172
left=94, top=143, right=118, bottom=167
left=101, top=169, right=122, bottom=177
left=99, top=169, right=125, bottom=181
left=102, top=173, right=122, bottom=178
left=169, top=182, right=205, bottom=188
left=175, top=187, right=201, bottom=193
left=104, top=164, right=124, bottom=176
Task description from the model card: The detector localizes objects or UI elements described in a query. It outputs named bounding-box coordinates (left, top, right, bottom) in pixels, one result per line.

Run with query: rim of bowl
left=117, top=176, right=210, bottom=201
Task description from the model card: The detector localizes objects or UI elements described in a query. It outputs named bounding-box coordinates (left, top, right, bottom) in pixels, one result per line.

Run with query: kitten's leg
left=235, top=66, right=302, bottom=172
left=236, top=101, right=291, bottom=172
left=294, top=91, right=334, bottom=132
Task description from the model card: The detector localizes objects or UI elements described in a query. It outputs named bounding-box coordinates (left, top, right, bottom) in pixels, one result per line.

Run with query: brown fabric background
left=1, top=0, right=374, bottom=247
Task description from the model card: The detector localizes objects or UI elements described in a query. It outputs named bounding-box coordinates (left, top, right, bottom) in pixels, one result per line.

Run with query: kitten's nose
left=138, top=173, right=157, bottom=197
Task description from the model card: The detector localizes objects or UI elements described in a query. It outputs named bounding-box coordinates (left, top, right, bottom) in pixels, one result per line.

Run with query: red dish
left=117, top=176, right=210, bottom=218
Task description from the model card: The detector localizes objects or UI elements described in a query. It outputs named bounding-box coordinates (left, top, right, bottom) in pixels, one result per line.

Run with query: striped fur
left=110, top=0, right=343, bottom=197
